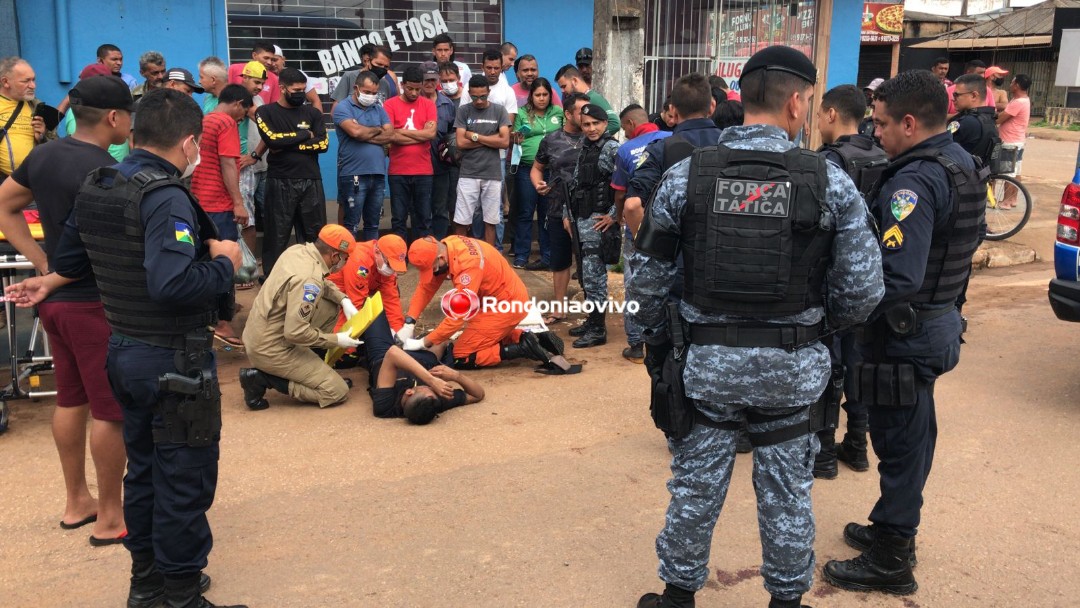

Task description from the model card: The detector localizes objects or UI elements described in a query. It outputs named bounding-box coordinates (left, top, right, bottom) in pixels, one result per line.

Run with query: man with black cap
left=563, top=102, right=619, bottom=348
left=823, top=70, right=985, bottom=598
left=629, top=45, right=883, bottom=608
left=4, top=87, right=246, bottom=608
left=162, top=68, right=205, bottom=97
left=575, top=47, right=593, bottom=86
left=0, top=73, right=132, bottom=547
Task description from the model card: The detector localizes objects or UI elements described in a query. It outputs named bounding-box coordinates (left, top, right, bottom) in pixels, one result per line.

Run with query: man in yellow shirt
left=0, top=57, right=48, bottom=181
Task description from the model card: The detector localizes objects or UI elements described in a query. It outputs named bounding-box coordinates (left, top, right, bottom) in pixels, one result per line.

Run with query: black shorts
left=546, top=216, right=573, bottom=271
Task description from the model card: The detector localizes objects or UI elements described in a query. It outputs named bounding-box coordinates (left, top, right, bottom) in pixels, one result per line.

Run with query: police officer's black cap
left=69, top=75, right=135, bottom=112
left=580, top=103, right=606, bottom=121
left=576, top=47, right=593, bottom=65
left=739, top=45, right=817, bottom=87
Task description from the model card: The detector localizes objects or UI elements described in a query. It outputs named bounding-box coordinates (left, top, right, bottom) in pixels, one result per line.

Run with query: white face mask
left=181, top=137, right=201, bottom=179
left=442, top=81, right=459, bottom=96
left=356, top=92, right=378, bottom=107
left=376, top=258, right=395, bottom=276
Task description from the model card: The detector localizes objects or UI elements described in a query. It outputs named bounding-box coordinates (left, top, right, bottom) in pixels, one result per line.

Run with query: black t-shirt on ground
left=369, top=348, right=466, bottom=418
left=11, top=137, right=114, bottom=302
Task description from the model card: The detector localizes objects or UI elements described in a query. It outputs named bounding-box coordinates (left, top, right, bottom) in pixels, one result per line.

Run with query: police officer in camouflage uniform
left=629, top=47, right=884, bottom=608
left=823, top=70, right=985, bottom=597
left=564, top=102, right=620, bottom=348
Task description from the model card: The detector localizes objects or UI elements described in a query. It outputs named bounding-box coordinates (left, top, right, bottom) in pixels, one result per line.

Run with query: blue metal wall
left=15, top=0, right=229, bottom=108
left=503, top=0, right=595, bottom=87
left=827, top=0, right=865, bottom=89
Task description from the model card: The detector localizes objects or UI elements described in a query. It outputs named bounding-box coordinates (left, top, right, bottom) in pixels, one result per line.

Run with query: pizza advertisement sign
left=862, top=2, right=904, bottom=44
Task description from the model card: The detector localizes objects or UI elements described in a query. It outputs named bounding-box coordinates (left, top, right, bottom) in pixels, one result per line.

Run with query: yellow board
left=0, top=223, right=45, bottom=241
left=323, top=292, right=384, bottom=366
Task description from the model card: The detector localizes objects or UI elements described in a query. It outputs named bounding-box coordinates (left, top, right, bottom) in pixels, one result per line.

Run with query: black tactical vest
left=870, top=148, right=987, bottom=307
left=74, top=168, right=219, bottom=340
left=570, top=136, right=613, bottom=218
left=955, top=106, right=1000, bottom=167
left=820, top=135, right=888, bottom=200
left=682, top=144, right=834, bottom=317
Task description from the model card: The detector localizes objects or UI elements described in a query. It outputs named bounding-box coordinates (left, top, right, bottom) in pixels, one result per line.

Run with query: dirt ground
left=2, top=139, right=1079, bottom=607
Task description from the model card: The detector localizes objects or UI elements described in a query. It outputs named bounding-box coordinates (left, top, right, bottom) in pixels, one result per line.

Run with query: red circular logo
left=441, top=288, right=480, bottom=321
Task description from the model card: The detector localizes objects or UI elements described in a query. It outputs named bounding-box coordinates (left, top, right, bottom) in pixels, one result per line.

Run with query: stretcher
left=0, top=249, right=55, bottom=434
left=323, top=292, right=383, bottom=367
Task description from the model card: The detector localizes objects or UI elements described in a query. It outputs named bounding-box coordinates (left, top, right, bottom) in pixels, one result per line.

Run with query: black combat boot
left=127, top=552, right=164, bottom=608
left=843, top=522, right=917, bottom=567
left=163, top=574, right=247, bottom=608
left=836, top=431, right=870, bottom=471
left=572, top=311, right=607, bottom=348
left=238, top=368, right=288, bottom=411
left=823, top=532, right=918, bottom=595
left=128, top=555, right=212, bottom=608
left=568, top=320, right=590, bottom=337
left=813, top=430, right=838, bottom=479
left=534, top=330, right=565, bottom=356
left=499, top=332, right=550, bottom=363
left=637, top=583, right=695, bottom=608
left=768, top=595, right=812, bottom=608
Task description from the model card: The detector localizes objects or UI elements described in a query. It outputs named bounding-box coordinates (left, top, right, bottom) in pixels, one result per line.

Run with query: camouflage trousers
left=575, top=215, right=608, bottom=304
left=655, top=401, right=818, bottom=600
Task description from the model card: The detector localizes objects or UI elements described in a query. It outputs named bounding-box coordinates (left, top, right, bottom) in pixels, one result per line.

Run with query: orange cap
left=377, top=234, right=408, bottom=273
left=318, top=224, right=356, bottom=254
left=984, top=66, right=1009, bottom=79
left=408, top=237, right=440, bottom=284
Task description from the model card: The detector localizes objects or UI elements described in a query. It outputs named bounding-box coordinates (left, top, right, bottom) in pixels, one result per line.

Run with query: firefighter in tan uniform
left=239, top=225, right=362, bottom=409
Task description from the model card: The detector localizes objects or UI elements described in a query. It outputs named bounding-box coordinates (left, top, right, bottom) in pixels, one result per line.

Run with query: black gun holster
left=154, top=330, right=221, bottom=447
left=809, top=363, right=844, bottom=433
left=852, top=316, right=918, bottom=407
left=649, top=302, right=695, bottom=440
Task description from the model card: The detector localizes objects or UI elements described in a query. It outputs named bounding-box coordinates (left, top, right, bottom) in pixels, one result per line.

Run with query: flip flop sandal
left=89, top=530, right=127, bottom=547
left=213, top=334, right=244, bottom=350
left=542, top=315, right=566, bottom=325
left=59, top=514, right=97, bottom=530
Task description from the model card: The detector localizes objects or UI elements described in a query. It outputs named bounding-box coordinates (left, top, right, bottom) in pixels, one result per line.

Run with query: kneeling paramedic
left=6, top=88, right=249, bottom=608
left=823, top=70, right=986, bottom=597
left=627, top=46, right=884, bottom=608
left=240, top=224, right=364, bottom=410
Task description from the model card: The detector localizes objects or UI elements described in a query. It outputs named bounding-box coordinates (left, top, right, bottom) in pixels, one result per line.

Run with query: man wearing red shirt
left=384, top=66, right=437, bottom=243
left=228, top=39, right=279, bottom=105
left=327, top=234, right=408, bottom=332
left=190, top=84, right=252, bottom=345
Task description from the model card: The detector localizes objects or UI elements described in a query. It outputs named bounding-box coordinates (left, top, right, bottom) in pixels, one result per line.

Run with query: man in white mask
left=325, top=233, right=409, bottom=338
left=240, top=224, right=364, bottom=411
left=331, top=70, right=391, bottom=239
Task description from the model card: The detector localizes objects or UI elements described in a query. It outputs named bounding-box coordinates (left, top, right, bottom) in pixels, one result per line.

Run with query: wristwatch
left=250, top=151, right=262, bottom=161
left=404, top=316, right=417, bottom=325
left=470, top=132, right=479, bottom=142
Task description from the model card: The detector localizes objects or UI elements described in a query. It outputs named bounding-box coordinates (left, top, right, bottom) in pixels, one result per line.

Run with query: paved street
left=1, top=139, right=1078, bottom=607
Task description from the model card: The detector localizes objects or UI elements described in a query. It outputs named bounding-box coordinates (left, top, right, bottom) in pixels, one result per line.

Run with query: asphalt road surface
left=1, top=138, right=1078, bottom=607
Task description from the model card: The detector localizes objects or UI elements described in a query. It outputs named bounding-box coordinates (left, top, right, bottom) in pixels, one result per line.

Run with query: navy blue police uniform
left=52, top=149, right=236, bottom=601
left=823, top=130, right=985, bottom=594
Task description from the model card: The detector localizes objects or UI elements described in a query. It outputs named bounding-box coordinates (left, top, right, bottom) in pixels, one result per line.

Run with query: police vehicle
left=1049, top=143, right=1080, bottom=322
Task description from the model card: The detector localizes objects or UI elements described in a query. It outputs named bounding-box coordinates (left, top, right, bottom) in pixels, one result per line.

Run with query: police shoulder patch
left=174, top=222, right=195, bottom=246
left=357, top=266, right=369, bottom=278
left=634, top=151, right=649, bottom=169
left=947, top=120, right=959, bottom=134
left=890, top=189, right=918, bottom=222
left=882, top=224, right=904, bottom=250
left=302, top=282, right=321, bottom=302
left=458, top=273, right=472, bottom=286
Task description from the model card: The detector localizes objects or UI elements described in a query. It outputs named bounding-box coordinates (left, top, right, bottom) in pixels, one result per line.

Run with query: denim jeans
left=512, top=162, right=550, bottom=265
left=388, top=174, right=433, bottom=243
left=338, top=174, right=385, bottom=241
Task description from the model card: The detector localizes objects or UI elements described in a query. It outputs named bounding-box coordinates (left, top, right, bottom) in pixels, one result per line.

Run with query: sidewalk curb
left=972, top=240, right=1038, bottom=270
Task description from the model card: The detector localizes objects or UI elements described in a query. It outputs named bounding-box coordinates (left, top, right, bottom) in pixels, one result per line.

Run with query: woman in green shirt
left=512, top=78, right=563, bottom=269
